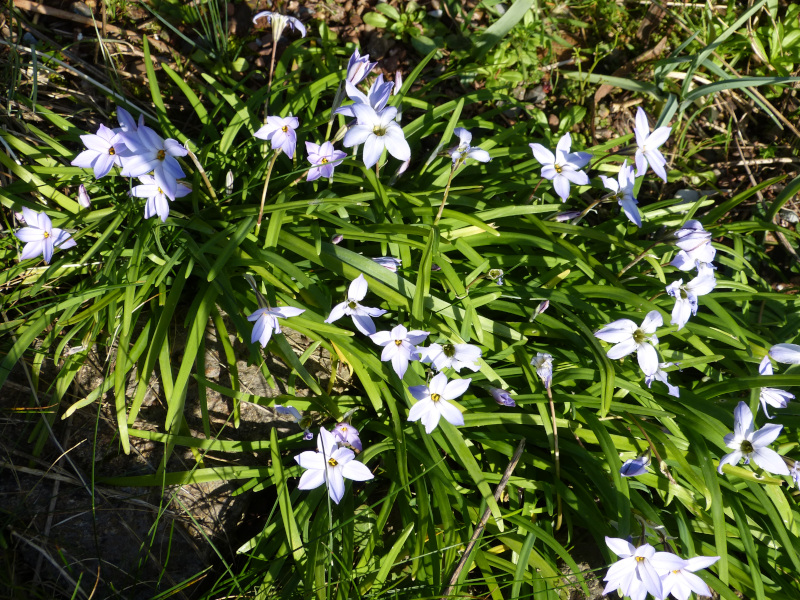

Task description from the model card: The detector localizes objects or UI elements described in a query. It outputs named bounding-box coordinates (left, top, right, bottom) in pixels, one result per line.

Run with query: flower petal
left=636, top=343, right=659, bottom=376
left=770, top=343, right=800, bottom=365
left=442, top=377, right=471, bottom=401
left=751, top=423, right=783, bottom=448
left=529, top=143, right=555, bottom=166
left=607, top=337, right=638, bottom=360
left=349, top=274, right=369, bottom=301
left=342, top=460, right=374, bottom=482
left=595, top=319, right=637, bottom=343
left=752, top=447, right=790, bottom=475
left=437, top=399, right=464, bottom=427
left=297, top=468, right=325, bottom=491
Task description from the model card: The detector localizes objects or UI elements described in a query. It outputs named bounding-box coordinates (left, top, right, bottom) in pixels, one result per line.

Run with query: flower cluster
left=604, top=537, right=719, bottom=600
left=71, top=107, right=191, bottom=223
left=529, top=107, right=671, bottom=227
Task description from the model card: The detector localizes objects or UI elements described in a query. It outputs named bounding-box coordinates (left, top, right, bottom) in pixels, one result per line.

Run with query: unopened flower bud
left=77, top=184, right=91, bottom=208
left=489, top=387, right=516, bottom=407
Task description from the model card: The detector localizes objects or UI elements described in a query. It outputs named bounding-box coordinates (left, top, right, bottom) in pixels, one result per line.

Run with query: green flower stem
left=433, top=161, right=460, bottom=226
left=618, top=240, right=661, bottom=277
left=256, top=150, right=281, bottom=235
left=546, top=384, right=563, bottom=530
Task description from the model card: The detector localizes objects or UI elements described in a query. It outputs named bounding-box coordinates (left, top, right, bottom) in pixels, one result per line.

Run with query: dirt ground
left=0, top=323, right=341, bottom=599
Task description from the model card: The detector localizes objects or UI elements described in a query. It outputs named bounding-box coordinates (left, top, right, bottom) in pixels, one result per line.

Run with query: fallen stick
left=441, top=437, right=526, bottom=600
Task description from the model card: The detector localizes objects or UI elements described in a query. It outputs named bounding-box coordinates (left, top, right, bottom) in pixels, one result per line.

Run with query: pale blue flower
left=665, top=264, right=716, bottom=330
left=345, top=48, right=377, bottom=85
left=372, top=256, right=402, bottom=272
left=77, top=184, right=91, bottom=208
left=595, top=311, right=662, bottom=376
left=656, top=555, right=720, bottom=600
left=306, top=141, right=346, bottom=181
left=71, top=123, right=130, bottom=179
left=336, top=74, right=394, bottom=118
left=252, top=10, right=307, bottom=38
left=531, top=352, right=553, bottom=388
left=275, top=405, right=313, bottom=440
left=370, top=324, right=428, bottom=378
left=645, top=362, right=680, bottom=398
left=634, top=107, right=672, bottom=182
left=420, top=342, right=481, bottom=373
left=603, top=537, right=682, bottom=600
left=620, top=453, right=650, bottom=477
left=769, top=343, right=800, bottom=364
left=600, top=160, right=640, bottom=227
left=408, top=373, right=469, bottom=433
left=120, top=124, right=188, bottom=200
left=255, top=115, right=300, bottom=159
left=718, top=401, right=789, bottom=475
left=248, top=305, right=306, bottom=347
left=449, top=128, right=491, bottom=165
left=333, top=422, right=362, bottom=452
left=294, top=427, right=373, bottom=504
left=671, top=220, right=715, bottom=271
left=343, top=105, right=410, bottom=168
left=130, top=175, right=191, bottom=223
left=758, top=356, right=794, bottom=419
left=15, top=207, right=76, bottom=264
left=529, top=133, right=591, bottom=202
left=325, top=274, right=387, bottom=335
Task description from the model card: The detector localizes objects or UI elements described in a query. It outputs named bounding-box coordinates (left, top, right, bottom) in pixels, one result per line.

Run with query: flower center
left=680, top=288, right=688, bottom=300
left=327, top=457, right=338, bottom=467
left=157, top=187, right=164, bottom=195
left=431, top=393, right=441, bottom=402
left=373, top=125, right=387, bottom=136
left=282, top=125, right=289, bottom=133
left=672, top=570, right=681, bottom=574
left=157, top=149, right=166, bottom=161
left=442, top=344, right=456, bottom=358
left=633, top=329, right=646, bottom=344
left=43, top=231, right=50, bottom=239
left=108, top=147, right=116, bottom=155
left=635, top=556, right=645, bottom=563
left=554, top=164, right=562, bottom=173
left=321, top=157, right=329, bottom=164
left=741, top=440, right=754, bottom=454
left=348, top=301, right=358, bottom=309
left=340, top=426, right=347, bottom=432
left=394, top=339, right=403, bottom=346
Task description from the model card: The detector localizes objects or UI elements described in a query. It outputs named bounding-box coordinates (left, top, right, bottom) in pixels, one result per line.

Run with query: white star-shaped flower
left=665, top=264, right=716, bottom=330
left=633, top=106, right=672, bottom=182
left=325, top=274, right=387, bottom=335
left=757, top=356, right=794, bottom=419
left=599, top=160, right=640, bottom=227
left=718, top=401, right=789, bottom=475
left=370, top=324, right=429, bottom=378
left=594, top=311, right=662, bottom=376
left=294, top=428, right=373, bottom=504
left=247, top=305, right=305, bottom=347
left=529, top=133, right=591, bottom=202
left=408, top=373, right=470, bottom=433
left=656, top=555, right=720, bottom=600
left=419, top=342, right=481, bottom=373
